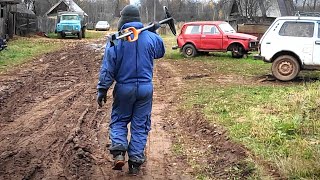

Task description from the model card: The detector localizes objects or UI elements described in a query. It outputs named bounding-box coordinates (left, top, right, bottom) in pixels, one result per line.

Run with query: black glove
left=148, top=21, right=161, bottom=33
left=97, top=88, right=107, bottom=107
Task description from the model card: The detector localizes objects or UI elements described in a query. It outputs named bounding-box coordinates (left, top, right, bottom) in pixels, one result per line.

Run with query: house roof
left=11, top=3, right=35, bottom=15
left=45, top=0, right=87, bottom=17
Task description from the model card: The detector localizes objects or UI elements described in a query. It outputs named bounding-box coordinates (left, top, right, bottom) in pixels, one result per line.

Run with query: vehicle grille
left=63, top=25, right=73, bottom=31
left=249, top=41, right=258, bottom=50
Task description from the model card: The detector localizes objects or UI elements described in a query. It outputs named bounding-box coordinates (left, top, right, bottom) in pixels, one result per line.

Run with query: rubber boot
left=112, top=151, right=125, bottom=170
left=128, top=160, right=142, bottom=175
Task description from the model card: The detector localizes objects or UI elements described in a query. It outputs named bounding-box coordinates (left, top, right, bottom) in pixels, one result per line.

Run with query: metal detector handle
left=123, top=27, right=140, bottom=42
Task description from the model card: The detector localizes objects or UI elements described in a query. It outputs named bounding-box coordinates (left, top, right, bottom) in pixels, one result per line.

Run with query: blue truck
left=55, top=11, right=87, bottom=39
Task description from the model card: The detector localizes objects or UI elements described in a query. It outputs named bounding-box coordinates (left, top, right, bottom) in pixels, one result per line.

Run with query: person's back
left=96, top=5, right=165, bottom=175
left=101, top=22, right=164, bottom=86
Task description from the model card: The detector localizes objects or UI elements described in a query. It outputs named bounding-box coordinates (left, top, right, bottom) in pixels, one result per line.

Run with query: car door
left=200, top=25, right=223, bottom=50
left=313, top=22, right=320, bottom=65
left=277, top=21, right=315, bottom=65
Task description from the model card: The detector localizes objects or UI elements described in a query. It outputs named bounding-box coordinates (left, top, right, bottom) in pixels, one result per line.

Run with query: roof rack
left=294, top=11, right=320, bottom=17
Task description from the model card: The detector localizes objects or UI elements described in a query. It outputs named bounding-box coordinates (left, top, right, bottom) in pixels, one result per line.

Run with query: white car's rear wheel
left=272, top=55, right=300, bottom=81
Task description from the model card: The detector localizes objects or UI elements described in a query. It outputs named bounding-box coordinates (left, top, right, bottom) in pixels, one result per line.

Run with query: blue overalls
left=97, top=22, right=165, bottom=164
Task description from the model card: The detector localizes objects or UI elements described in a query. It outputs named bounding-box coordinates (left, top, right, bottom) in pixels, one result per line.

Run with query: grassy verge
left=161, top=34, right=182, bottom=59
left=183, top=83, right=320, bottom=179
left=0, top=37, right=62, bottom=71
left=47, top=30, right=107, bottom=39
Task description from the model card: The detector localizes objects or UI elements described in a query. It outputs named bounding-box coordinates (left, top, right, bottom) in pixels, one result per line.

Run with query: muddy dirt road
left=0, top=37, right=266, bottom=180
left=0, top=39, right=193, bottom=179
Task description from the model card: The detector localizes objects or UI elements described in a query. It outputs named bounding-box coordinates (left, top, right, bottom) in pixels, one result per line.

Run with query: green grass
left=162, top=35, right=320, bottom=179
left=0, top=38, right=62, bottom=71
left=47, top=30, right=107, bottom=39
left=161, top=34, right=182, bottom=59
left=183, top=82, right=320, bottom=179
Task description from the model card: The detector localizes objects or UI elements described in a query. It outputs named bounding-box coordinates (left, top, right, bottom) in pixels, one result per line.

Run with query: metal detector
left=107, top=6, right=176, bottom=46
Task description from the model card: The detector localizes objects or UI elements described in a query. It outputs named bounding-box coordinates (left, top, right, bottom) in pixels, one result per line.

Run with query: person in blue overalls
left=97, top=5, right=165, bottom=175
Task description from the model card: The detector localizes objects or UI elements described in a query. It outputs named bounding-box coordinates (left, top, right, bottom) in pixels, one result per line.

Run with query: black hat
left=117, top=5, right=141, bottom=30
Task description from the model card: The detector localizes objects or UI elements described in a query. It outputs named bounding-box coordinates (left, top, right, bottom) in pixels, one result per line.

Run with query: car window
left=184, top=25, right=201, bottom=34
left=203, top=25, right=220, bottom=35
left=279, top=22, right=314, bottom=37
left=62, top=15, right=78, bottom=20
left=318, top=23, right=320, bottom=38
left=218, top=23, right=236, bottom=33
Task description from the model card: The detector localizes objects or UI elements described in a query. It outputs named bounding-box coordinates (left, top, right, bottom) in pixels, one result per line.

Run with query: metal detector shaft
left=107, top=6, right=175, bottom=45
left=116, top=17, right=173, bottom=40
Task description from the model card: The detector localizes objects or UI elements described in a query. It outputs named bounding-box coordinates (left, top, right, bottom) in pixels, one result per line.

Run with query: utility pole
left=154, top=0, right=156, bottom=21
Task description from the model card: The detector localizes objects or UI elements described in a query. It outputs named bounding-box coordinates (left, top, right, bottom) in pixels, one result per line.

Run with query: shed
left=224, top=0, right=294, bottom=25
left=45, top=0, right=87, bottom=17
left=0, top=0, right=20, bottom=38
left=219, top=0, right=294, bottom=40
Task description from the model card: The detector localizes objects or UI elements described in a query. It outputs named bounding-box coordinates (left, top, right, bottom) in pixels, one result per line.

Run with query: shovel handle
left=123, top=27, right=140, bottom=42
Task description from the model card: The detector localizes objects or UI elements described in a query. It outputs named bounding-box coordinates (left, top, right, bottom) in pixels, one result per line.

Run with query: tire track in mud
left=0, top=42, right=113, bottom=179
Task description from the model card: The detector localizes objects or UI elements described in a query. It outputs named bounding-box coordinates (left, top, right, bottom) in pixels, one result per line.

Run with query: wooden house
left=216, top=0, right=294, bottom=39
left=45, top=0, right=87, bottom=17
left=219, top=0, right=295, bottom=26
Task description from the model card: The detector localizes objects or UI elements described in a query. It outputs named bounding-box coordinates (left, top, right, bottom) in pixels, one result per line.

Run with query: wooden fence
left=237, top=24, right=270, bottom=40
left=15, top=13, right=37, bottom=36
left=37, top=17, right=56, bottom=33
left=0, top=18, right=4, bottom=37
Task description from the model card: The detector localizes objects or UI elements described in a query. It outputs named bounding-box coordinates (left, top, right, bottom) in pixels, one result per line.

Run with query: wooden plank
left=0, top=0, right=20, bottom=4
left=0, top=18, right=4, bottom=36
left=237, top=24, right=269, bottom=34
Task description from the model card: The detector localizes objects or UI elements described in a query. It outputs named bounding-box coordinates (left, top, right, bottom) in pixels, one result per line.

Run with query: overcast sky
left=130, top=0, right=139, bottom=5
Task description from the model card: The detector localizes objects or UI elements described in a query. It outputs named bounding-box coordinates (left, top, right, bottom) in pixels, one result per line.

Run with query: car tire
left=82, top=29, right=86, bottom=38
left=182, top=44, right=197, bottom=58
left=272, top=55, right=300, bottom=81
left=78, top=31, right=82, bottom=40
left=231, top=44, right=245, bottom=58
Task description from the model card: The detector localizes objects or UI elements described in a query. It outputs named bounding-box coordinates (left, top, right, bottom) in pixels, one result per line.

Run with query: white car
left=255, top=14, right=320, bottom=81
left=95, top=21, right=110, bottom=31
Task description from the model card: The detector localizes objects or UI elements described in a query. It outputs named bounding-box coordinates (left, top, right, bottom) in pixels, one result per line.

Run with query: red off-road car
left=173, top=21, right=258, bottom=58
